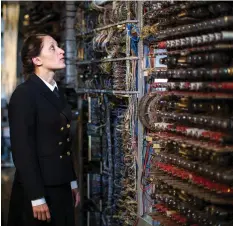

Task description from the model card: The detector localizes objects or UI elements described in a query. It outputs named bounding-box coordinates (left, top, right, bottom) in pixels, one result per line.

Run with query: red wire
left=143, top=143, right=151, bottom=171
left=133, top=217, right=139, bottom=226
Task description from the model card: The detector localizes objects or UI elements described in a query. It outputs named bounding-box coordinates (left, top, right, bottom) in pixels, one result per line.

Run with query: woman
left=7, top=34, right=80, bottom=226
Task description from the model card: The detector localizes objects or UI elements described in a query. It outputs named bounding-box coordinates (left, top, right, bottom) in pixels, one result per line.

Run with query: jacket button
left=60, top=127, right=64, bottom=131
left=60, top=155, right=63, bottom=159
left=67, top=124, right=70, bottom=128
left=67, top=138, right=70, bottom=142
left=59, top=142, right=63, bottom=145
left=67, top=151, right=70, bottom=156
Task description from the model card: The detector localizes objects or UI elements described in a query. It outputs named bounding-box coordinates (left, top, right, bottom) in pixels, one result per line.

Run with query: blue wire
left=127, top=23, right=140, bottom=56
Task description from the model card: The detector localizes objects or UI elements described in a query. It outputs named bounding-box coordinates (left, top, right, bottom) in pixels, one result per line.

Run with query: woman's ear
left=32, top=56, right=42, bottom=66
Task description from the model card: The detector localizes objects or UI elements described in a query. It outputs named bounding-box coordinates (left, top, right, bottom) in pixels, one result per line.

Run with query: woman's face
left=37, top=35, right=65, bottom=70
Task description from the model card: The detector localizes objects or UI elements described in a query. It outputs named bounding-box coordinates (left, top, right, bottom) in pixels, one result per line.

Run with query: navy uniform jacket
left=8, top=73, right=76, bottom=201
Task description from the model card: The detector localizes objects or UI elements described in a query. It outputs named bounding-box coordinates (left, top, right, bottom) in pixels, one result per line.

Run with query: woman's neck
left=34, top=68, right=55, bottom=85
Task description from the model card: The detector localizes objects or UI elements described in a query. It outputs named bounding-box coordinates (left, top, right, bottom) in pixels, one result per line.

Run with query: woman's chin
left=58, top=64, right=66, bottom=69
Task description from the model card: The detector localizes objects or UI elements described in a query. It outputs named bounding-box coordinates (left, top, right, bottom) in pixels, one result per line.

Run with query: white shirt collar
left=40, top=78, right=58, bottom=92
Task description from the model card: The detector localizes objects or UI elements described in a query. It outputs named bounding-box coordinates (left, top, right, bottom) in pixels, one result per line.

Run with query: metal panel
left=64, top=2, right=77, bottom=87
left=138, top=217, right=153, bottom=226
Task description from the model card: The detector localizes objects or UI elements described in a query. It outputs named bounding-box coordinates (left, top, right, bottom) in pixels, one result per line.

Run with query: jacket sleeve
left=8, top=85, right=45, bottom=200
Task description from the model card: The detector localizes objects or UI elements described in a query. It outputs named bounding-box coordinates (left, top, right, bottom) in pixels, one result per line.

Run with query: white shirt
left=31, top=77, right=78, bottom=207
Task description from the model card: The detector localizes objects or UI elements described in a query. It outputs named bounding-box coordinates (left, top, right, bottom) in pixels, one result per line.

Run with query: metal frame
left=137, top=0, right=145, bottom=218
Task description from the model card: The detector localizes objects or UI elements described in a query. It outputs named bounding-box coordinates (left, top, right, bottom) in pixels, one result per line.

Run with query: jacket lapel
left=58, top=87, right=72, bottom=122
left=29, top=74, right=71, bottom=121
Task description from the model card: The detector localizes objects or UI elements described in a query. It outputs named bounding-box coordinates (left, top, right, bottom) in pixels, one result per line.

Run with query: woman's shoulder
left=10, top=80, right=35, bottom=103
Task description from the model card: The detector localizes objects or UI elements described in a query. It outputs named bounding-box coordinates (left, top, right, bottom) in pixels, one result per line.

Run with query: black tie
left=53, top=87, right=60, bottom=98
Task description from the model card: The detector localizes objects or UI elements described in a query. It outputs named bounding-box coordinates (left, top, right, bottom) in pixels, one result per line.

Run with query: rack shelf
left=76, top=56, right=139, bottom=65
left=76, top=19, right=138, bottom=36
left=76, top=88, right=139, bottom=95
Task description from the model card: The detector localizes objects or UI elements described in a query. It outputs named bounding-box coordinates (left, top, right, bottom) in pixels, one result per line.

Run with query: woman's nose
left=59, top=47, right=65, bottom=54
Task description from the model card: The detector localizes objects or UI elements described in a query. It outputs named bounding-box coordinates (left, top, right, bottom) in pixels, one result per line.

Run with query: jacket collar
left=29, top=73, right=71, bottom=121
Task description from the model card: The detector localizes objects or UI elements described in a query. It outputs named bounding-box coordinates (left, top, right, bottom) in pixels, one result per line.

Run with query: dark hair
left=21, top=33, right=48, bottom=79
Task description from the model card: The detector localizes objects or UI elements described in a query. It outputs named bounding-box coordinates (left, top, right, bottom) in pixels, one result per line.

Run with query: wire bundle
left=93, top=28, right=126, bottom=58
left=76, top=1, right=139, bottom=225
left=110, top=103, right=138, bottom=226
left=112, top=62, right=126, bottom=91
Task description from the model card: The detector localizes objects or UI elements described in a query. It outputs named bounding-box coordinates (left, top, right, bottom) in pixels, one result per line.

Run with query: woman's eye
left=51, top=46, right=55, bottom=50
